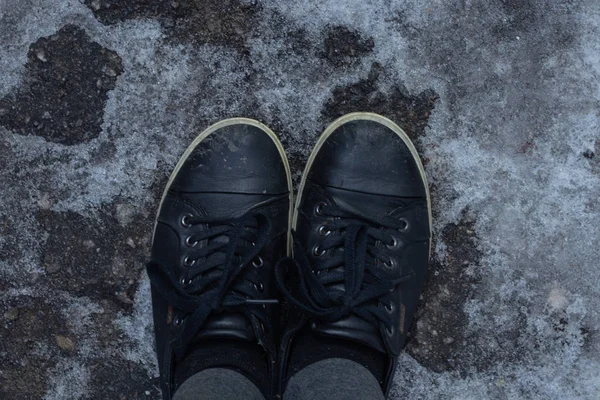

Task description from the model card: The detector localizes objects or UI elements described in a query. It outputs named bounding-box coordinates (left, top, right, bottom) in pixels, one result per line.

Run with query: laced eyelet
left=398, top=218, right=409, bottom=232
left=252, top=256, right=264, bottom=268
left=385, top=303, right=394, bottom=314
left=181, top=214, right=193, bottom=228
left=386, top=236, right=399, bottom=249
left=386, top=326, right=394, bottom=336
left=183, top=256, right=195, bottom=267
left=179, top=277, right=192, bottom=286
left=185, top=236, right=198, bottom=247
left=317, top=225, right=331, bottom=236
left=384, top=258, right=396, bottom=269
left=312, top=246, right=325, bottom=257
left=314, top=202, right=326, bottom=216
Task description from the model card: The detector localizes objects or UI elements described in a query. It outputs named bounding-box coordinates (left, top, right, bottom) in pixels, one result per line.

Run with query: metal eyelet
left=259, top=322, right=265, bottom=333
left=183, top=256, right=195, bottom=267
left=385, top=303, right=394, bottom=314
left=312, top=246, right=325, bottom=257
left=398, top=218, right=409, bottom=232
left=314, top=202, right=326, bottom=216
left=172, top=316, right=182, bottom=327
left=252, top=256, right=264, bottom=268
left=179, top=277, right=188, bottom=286
left=181, top=214, right=193, bottom=228
left=386, top=236, right=399, bottom=249
left=185, top=236, right=198, bottom=247
left=384, top=258, right=396, bottom=269
left=386, top=326, right=394, bottom=336
left=317, top=225, right=331, bottom=236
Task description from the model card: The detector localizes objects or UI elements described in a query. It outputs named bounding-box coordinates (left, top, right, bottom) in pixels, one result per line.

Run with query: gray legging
left=173, top=358, right=385, bottom=400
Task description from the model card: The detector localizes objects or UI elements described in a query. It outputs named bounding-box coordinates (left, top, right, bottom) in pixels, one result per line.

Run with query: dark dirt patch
left=0, top=215, right=22, bottom=262
left=0, top=302, right=56, bottom=399
left=89, top=359, right=160, bottom=399
left=322, top=63, right=439, bottom=141
left=84, top=0, right=261, bottom=50
left=0, top=294, right=157, bottom=399
left=35, top=202, right=152, bottom=307
left=283, top=28, right=312, bottom=56
left=0, top=25, right=123, bottom=145
left=322, top=25, right=374, bottom=67
left=405, top=210, right=482, bottom=374
left=0, top=201, right=156, bottom=398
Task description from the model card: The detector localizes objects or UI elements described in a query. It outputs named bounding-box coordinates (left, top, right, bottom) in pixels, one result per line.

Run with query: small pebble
left=116, top=292, right=133, bottom=305
left=45, top=263, right=61, bottom=274
left=83, top=240, right=95, bottom=249
left=36, top=49, right=47, bottom=62
left=55, top=335, right=75, bottom=351
left=91, top=0, right=101, bottom=11
left=583, top=149, right=594, bottom=159
left=4, top=307, right=19, bottom=321
left=126, top=237, right=136, bottom=248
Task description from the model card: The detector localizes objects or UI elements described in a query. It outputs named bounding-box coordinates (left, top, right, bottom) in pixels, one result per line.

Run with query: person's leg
left=283, top=359, right=384, bottom=400
left=173, top=368, right=265, bottom=400
left=276, top=113, right=431, bottom=398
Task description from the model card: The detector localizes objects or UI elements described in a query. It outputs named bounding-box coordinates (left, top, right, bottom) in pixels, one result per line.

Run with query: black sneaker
left=276, top=113, right=431, bottom=396
left=147, top=118, right=293, bottom=400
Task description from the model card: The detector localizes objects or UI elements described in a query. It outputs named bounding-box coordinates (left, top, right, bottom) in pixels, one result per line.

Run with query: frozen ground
left=0, top=0, right=599, bottom=398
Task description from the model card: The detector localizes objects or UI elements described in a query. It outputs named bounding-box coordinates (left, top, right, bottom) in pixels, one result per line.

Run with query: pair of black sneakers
left=147, top=113, right=432, bottom=399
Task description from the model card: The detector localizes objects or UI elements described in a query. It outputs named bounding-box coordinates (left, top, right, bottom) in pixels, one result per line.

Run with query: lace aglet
left=245, top=299, right=279, bottom=305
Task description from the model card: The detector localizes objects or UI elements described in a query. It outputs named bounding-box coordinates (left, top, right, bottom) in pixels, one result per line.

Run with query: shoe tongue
left=311, top=315, right=386, bottom=353
left=308, top=186, right=408, bottom=354
left=194, top=312, right=256, bottom=342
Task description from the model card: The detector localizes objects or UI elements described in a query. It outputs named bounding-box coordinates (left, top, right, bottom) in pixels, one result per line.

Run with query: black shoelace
left=147, top=211, right=278, bottom=360
left=275, top=203, right=413, bottom=334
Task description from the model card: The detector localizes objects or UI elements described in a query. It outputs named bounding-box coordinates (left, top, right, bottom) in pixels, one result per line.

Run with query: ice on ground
left=0, top=0, right=599, bottom=398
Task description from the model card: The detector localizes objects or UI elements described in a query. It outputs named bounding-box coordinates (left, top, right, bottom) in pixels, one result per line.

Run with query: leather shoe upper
left=277, top=114, right=431, bottom=397
left=149, top=120, right=291, bottom=400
